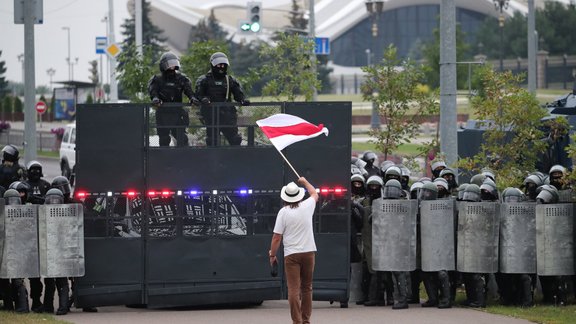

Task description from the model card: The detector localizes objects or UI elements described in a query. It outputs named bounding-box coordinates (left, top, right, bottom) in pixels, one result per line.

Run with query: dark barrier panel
left=76, top=104, right=145, bottom=191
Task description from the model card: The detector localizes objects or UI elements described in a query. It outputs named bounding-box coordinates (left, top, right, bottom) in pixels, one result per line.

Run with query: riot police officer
left=148, top=52, right=196, bottom=147
left=361, top=151, right=380, bottom=177
left=2, top=188, right=30, bottom=313
left=419, top=183, right=452, bottom=309
left=430, top=160, right=447, bottom=179
left=25, top=160, right=51, bottom=204
left=195, top=52, right=249, bottom=146
left=41, top=188, right=70, bottom=315
left=440, top=168, right=458, bottom=193
left=0, top=145, right=25, bottom=189
left=382, top=179, right=410, bottom=309
left=350, top=174, right=366, bottom=304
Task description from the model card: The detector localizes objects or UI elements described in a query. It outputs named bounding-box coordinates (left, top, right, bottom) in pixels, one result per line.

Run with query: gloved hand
left=152, top=97, right=162, bottom=107
left=240, top=99, right=251, bottom=106
left=200, top=97, right=211, bottom=105
left=190, top=97, right=200, bottom=106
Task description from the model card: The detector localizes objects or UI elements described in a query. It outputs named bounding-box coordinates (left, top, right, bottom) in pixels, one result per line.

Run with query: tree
left=180, top=40, right=228, bottom=85
left=188, top=9, right=228, bottom=46
left=0, top=51, right=7, bottom=97
left=258, top=34, right=321, bottom=101
left=120, top=0, right=165, bottom=59
left=14, top=96, right=23, bottom=114
left=116, top=45, right=157, bottom=102
left=458, top=67, right=549, bottom=189
left=3, top=96, right=13, bottom=119
left=362, top=45, right=439, bottom=161
left=88, top=60, right=99, bottom=84
left=421, top=25, right=471, bottom=89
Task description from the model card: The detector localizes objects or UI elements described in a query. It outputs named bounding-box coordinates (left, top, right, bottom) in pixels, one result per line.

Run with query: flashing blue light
left=239, top=189, right=247, bottom=195
left=190, top=190, right=199, bottom=195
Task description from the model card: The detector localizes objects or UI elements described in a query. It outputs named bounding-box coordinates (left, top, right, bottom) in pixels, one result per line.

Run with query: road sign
left=96, top=37, right=107, bottom=54
left=35, top=101, right=47, bottom=114
left=105, top=43, right=121, bottom=58
left=315, top=37, right=330, bottom=55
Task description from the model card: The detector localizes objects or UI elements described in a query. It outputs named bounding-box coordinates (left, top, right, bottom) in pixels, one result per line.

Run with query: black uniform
left=147, top=72, right=195, bottom=147
left=195, top=72, right=246, bottom=146
left=0, top=161, right=25, bottom=189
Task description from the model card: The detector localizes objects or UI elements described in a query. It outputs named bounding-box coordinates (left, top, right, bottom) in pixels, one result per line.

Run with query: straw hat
left=281, top=182, right=305, bottom=203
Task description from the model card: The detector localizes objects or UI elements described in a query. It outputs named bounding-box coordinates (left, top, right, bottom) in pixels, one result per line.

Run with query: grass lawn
left=484, top=304, right=576, bottom=324
left=0, top=311, right=70, bottom=324
left=352, top=142, right=423, bottom=156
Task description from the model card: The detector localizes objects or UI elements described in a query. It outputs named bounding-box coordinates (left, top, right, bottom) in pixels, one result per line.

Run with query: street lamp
left=493, top=0, right=509, bottom=72
left=46, top=68, right=55, bottom=88
left=62, top=26, right=71, bottom=80
left=365, top=0, right=384, bottom=130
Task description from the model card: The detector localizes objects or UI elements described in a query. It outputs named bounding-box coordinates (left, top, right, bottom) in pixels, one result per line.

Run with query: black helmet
left=4, top=188, right=22, bottom=205
left=210, top=52, right=230, bottom=66
left=159, top=52, right=180, bottom=72
left=51, top=176, right=71, bottom=197
left=362, top=151, right=378, bottom=167
left=45, top=188, right=65, bottom=205
left=8, top=181, right=29, bottom=203
left=26, top=160, right=43, bottom=181
left=2, top=144, right=19, bottom=162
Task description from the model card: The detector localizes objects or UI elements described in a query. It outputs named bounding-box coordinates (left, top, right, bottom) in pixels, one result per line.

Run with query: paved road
left=63, top=301, right=530, bottom=324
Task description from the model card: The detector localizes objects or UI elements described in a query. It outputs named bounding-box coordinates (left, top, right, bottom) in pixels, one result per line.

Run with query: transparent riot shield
left=457, top=202, right=499, bottom=273
left=420, top=199, right=455, bottom=271
left=372, top=199, right=417, bottom=271
left=536, top=203, right=574, bottom=276
left=38, top=204, right=85, bottom=277
left=499, top=202, right=536, bottom=274
left=0, top=204, right=40, bottom=278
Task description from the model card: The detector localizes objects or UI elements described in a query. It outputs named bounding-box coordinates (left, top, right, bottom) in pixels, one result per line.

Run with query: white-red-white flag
left=256, top=113, right=329, bottom=151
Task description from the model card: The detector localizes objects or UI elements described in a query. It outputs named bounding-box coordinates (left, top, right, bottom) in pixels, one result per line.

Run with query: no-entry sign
left=36, top=101, right=47, bottom=114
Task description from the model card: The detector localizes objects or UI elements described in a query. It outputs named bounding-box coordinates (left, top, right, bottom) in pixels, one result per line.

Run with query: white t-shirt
left=273, top=196, right=317, bottom=257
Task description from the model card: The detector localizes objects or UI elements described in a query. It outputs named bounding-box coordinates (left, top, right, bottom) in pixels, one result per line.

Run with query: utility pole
left=108, top=0, right=118, bottom=102
left=24, top=0, right=38, bottom=163
left=440, top=0, right=458, bottom=170
left=135, top=0, right=143, bottom=56
left=527, top=0, right=536, bottom=93
left=309, top=0, right=317, bottom=101
left=62, top=26, right=71, bottom=80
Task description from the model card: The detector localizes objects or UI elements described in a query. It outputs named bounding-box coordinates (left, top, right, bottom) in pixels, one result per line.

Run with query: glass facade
left=331, top=5, right=488, bottom=66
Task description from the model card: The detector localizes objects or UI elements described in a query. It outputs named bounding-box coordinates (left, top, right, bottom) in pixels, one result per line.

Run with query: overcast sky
left=0, top=0, right=130, bottom=87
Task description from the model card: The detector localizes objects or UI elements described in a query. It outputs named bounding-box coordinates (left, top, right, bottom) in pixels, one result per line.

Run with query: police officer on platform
left=195, top=52, right=250, bottom=146
left=148, top=52, right=197, bottom=147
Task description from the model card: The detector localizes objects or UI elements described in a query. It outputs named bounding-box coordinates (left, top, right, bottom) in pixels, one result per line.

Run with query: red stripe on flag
left=260, top=122, right=325, bottom=139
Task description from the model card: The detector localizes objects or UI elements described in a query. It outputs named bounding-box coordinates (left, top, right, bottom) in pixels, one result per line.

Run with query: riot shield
left=536, top=203, right=574, bottom=276
left=0, top=199, right=4, bottom=270
left=557, top=189, right=574, bottom=203
left=0, top=204, right=40, bottom=278
left=457, top=202, right=499, bottom=273
left=499, top=202, right=536, bottom=274
left=372, top=199, right=417, bottom=272
left=38, top=204, right=85, bottom=277
left=420, top=199, right=455, bottom=271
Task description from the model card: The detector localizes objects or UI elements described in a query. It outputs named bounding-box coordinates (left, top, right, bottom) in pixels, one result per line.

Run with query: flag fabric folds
left=256, top=113, right=329, bottom=151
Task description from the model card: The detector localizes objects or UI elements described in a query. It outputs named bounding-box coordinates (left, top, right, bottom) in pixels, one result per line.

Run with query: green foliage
left=120, top=0, right=165, bottom=60
left=2, top=95, right=13, bottom=115
left=86, top=93, right=94, bottom=104
left=258, top=34, right=321, bottom=101
left=116, top=45, right=157, bottom=102
left=180, top=40, right=228, bottom=85
left=188, top=9, right=228, bottom=46
left=421, top=25, right=471, bottom=89
left=457, top=67, right=548, bottom=189
left=14, top=96, right=23, bottom=113
left=361, top=45, right=439, bottom=161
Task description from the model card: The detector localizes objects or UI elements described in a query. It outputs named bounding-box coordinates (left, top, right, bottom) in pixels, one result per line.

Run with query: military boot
left=13, top=279, right=30, bottom=313
left=437, top=271, right=452, bottom=309
left=30, top=278, right=44, bottom=313
left=421, top=272, right=438, bottom=307
left=392, top=272, right=409, bottom=310
left=55, top=280, right=69, bottom=315
left=407, top=270, right=421, bottom=304
left=468, top=274, right=486, bottom=308
left=43, top=278, right=56, bottom=313
left=520, top=274, right=533, bottom=307
left=1, top=279, right=14, bottom=311
left=364, top=272, right=382, bottom=306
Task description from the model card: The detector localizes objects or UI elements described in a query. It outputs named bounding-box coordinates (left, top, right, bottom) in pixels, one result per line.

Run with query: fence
left=0, top=129, right=60, bottom=152
left=329, top=54, right=576, bottom=95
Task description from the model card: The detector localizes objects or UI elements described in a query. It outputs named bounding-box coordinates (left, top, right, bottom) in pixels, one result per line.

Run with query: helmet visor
left=211, top=56, right=229, bottom=66
left=383, top=186, right=403, bottom=199
left=462, top=191, right=480, bottom=202
left=45, top=195, right=64, bottom=205
left=418, top=188, right=438, bottom=201
left=162, top=59, right=180, bottom=71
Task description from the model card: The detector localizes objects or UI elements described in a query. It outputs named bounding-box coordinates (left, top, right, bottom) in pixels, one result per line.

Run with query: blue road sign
left=96, top=37, right=107, bottom=54
left=315, top=37, right=330, bottom=55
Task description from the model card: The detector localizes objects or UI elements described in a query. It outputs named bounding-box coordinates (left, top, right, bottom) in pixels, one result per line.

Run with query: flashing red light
left=320, top=188, right=329, bottom=194
left=76, top=191, right=87, bottom=198
left=334, top=188, right=344, bottom=194
left=148, top=191, right=157, bottom=197
left=161, top=190, right=171, bottom=197
left=127, top=191, right=137, bottom=197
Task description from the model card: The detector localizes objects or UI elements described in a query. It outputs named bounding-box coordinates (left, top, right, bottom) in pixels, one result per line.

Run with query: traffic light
left=246, top=1, right=261, bottom=33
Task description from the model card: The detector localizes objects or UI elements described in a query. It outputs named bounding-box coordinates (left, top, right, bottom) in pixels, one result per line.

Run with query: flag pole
left=275, top=148, right=301, bottom=179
